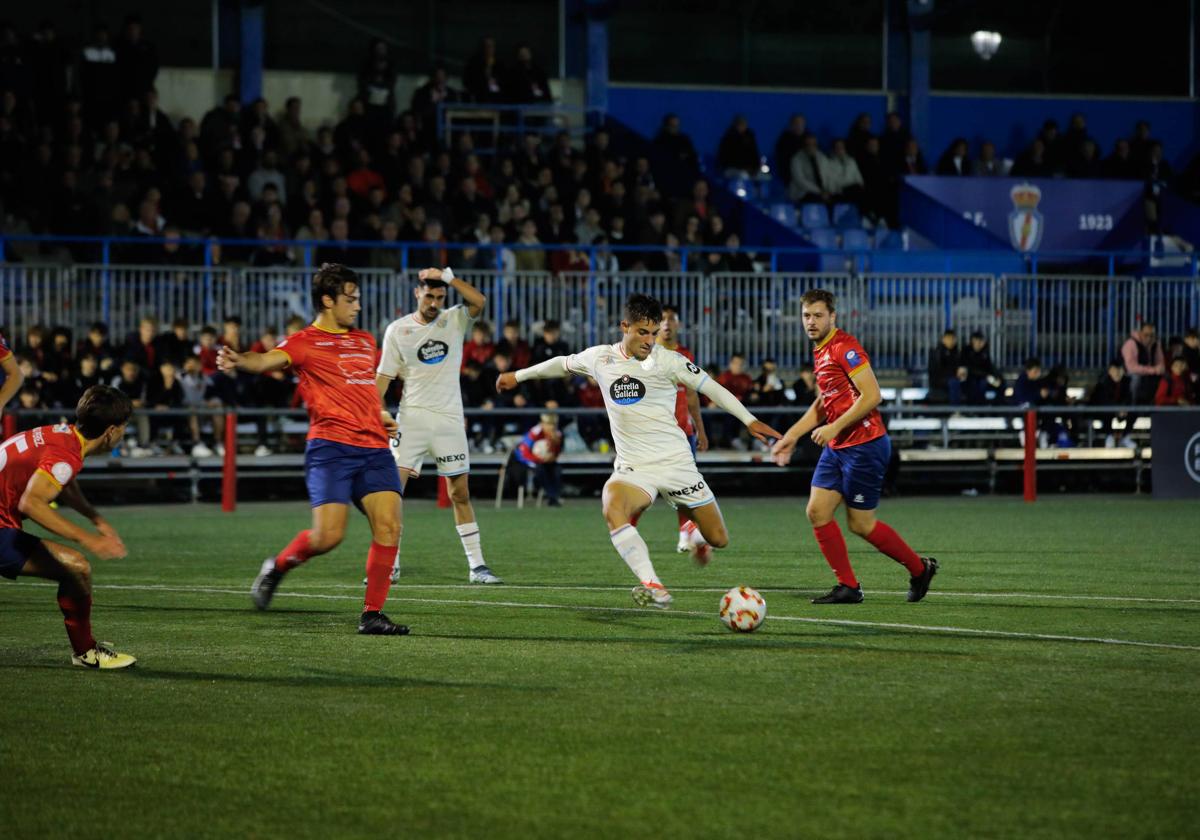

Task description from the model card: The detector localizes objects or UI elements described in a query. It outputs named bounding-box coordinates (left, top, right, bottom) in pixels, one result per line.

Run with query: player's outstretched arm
left=0, top=352, right=24, bottom=418
left=810, top=366, right=881, bottom=448
left=772, top=397, right=824, bottom=465
left=686, top=387, right=709, bottom=451
left=695, top=376, right=782, bottom=444
left=497, top=356, right=572, bottom=393
left=18, top=474, right=125, bottom=560
left=427, top=266, right=487, bottom=318
left=217, top=345, right=290, bottom=375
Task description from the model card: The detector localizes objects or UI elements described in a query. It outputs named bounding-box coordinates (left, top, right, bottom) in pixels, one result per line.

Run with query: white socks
left=682, top=519, right=707, bottom=547
left=610, top=524, right=660, bottom=585
left=457, top=522, right=485, bottom=569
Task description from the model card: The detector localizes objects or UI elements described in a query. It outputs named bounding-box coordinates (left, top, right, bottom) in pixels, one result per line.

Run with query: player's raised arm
left=217, top=344, right=291, bottom=375
left=497, top=353, right=578, bottom=393
left=0, top=349, right=25, bottom=418
left=671, top=355, right=782, bottom=445
left=425, top=266, right=487, bottom=318
left=810, top=364, right=881, bottom=448
left=18, top=473, right=125, bottom=560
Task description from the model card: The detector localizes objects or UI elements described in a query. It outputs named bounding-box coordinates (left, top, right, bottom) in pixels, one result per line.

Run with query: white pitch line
left=52, top=582, right=1200, bottom=653
left=75, top=580, right=1200, bottom=606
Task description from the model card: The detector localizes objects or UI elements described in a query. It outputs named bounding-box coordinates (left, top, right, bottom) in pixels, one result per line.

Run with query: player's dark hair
left=801, top=289, right=836, bottom=312
left=417, top=272, right=447, bottom=290
left=623, top=293, right=663, bottom=326
left=311, top=263, right=359, bottom=312
left=1024, top=357, right=1042, bottom=371
left=76, top=385, right=133, bottom=439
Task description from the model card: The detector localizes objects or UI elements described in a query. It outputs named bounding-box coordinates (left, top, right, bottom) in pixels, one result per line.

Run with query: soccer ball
left=532, top=439, right=552, bottom=460
left=719, top=586, right=767, bottom=632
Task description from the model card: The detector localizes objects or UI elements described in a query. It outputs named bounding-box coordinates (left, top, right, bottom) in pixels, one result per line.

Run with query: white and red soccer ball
left=719, top=586, right=767, bottom=632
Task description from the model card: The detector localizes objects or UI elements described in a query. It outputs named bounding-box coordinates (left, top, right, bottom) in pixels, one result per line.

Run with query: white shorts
left=605, top=459, right=715, bottom=510
left=392, top=408, right=470, bottom=477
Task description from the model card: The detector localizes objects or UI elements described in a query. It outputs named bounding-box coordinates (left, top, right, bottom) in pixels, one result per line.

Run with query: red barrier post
left=222, top=410, right=237, bottom=512
left=1023, top=408, right=1037, bottom=503
left=437, top=475, right=451, bottom=508
left=2, top=413, right=15, bottom=439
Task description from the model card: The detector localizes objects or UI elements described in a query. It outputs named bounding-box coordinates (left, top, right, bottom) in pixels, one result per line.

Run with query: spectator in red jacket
left=463, top=322, right=496, bottom=370
left=1121, top=322, right=1165, bottom=403
left=495, top=320, right=531, bottom=369
left=715, top=352, right=753, bottom=447
left=1155, top=356, right=1196, bottom=406
left=514, top=412, right=564, bottom=506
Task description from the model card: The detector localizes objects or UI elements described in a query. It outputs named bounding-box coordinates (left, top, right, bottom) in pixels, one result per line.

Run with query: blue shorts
left=687, top=433, right=698, bottom=458
left=305, top=439, right=402, bottom=509
left=811, top=435, right=891, bottom=510
left=0, top=528, right=42, bottom=580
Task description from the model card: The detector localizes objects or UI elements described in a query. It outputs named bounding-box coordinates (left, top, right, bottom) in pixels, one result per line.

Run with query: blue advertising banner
left=903, top=176, right=1146, bottom=252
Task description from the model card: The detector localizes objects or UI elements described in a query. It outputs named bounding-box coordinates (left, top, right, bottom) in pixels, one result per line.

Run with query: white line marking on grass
left=63, top=582, right=1200, bottom=653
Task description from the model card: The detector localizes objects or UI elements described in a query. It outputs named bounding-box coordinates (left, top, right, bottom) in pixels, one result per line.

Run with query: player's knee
left=847, top=515, right=875, bottom=537
left=448, top=482, right=470, bottom=504
left=805, top=504, right=830, bottom=526
left=603, top=505, right=631, bottom=531
left=308, top=528, right=344, bottom=553
left=372, top=518, right=401, bottom=545
left=62, top=550, right=91, bottom=584
left=707, top=528, right=730, bottom=549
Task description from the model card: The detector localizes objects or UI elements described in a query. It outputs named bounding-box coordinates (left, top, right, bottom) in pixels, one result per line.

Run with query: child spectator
left=515, top=413, right=564, bottom=507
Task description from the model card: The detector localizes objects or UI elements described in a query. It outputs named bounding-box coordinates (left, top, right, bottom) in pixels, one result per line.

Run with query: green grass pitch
left=2, top=495, right=1198, bottom=838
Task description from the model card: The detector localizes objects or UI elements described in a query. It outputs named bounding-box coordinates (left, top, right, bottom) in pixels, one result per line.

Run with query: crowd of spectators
left=0, top=17, right=749, bottom=273
left=926, top=323, right=1198, bottom=447
left=748, top=110, right=1181, bottom=231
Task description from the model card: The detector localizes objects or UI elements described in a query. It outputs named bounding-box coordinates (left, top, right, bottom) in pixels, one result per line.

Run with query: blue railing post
left=101, top=240, right=112, bottom=324
left=202, top=240, right=214, bottom=325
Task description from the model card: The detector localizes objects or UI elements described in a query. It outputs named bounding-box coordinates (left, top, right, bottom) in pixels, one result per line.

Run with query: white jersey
left=566, top=343, right=709, bottom=468
left=379, top=304, right=475, bottom=417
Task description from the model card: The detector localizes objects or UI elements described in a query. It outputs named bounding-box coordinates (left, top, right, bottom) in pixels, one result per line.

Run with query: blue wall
left=608, top=84, right=1199, bottom=170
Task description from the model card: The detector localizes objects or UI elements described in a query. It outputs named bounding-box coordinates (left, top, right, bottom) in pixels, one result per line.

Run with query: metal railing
left=0, top=265, right=1196, bottom=373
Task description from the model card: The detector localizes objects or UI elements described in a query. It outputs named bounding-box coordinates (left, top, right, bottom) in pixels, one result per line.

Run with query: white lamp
left=970, top=30, right=1002, bottom=60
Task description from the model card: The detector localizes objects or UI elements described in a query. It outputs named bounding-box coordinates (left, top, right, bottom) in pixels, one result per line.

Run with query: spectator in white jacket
left=824, top=139, right=865, bottom=207
left=789, top=133, right=830, bottom=204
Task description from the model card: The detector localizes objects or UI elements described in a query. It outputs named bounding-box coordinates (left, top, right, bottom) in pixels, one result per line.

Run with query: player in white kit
left=496, top=294, right=781, bottom=608
left=374, top=266, right=502, bottom=584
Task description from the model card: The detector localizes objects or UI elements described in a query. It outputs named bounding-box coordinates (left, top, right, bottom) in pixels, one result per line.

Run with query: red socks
left=865, top=521, right=925, bottom=576
left=363, top=541, right=397, bottom=613
left=57, top=591, right=95, bottom=655
left=275, top=530, right=316, bottom=571
left=813, top=521, right=858, bottom=588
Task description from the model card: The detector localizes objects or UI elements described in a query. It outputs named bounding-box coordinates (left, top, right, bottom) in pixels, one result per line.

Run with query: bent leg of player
left=358, top=489, right=409, bottom=635
left=602, top=475, right=668, bottom=609
left=9, top=533, right=136, bottom=669
left=676, top=433, right=701, bottom=551
left=254, top=502, right=349, bottom=611
left=663, top=463, right=723, bottom=567
left=840, top=436, right=938, bottom=602
left=806, top=473, right=864, bottom=604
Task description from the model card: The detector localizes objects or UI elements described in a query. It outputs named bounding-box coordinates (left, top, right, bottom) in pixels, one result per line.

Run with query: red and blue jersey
left=274, top=324, right=388, bottom=449
left=0, top=334, right=11, bottom=363
left=812, top=328, right=885, bottom=450
left=515, top=425, right=562, bottom=467
left=0, top=424, right=85, bottom=530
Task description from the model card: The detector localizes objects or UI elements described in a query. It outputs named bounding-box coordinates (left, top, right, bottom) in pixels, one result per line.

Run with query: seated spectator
left=369, top=220, right=404, bottom=271
left=1087, top=360, right=1132, bottom=448
left=927, top=329, right=966, bottom=404
left=1121, top=322, right=1165, bottom=403
left=180, top=354, right=220, bottom=456
left=159, top=318, right=192, bottom=367
left=14, top=386, right=45, bottom=433
left=750, top=358, right=785, bottom=407
left=464, top=36, right=502, bottom=103
left=460, top=359, right=490, bottom=408
left=1103, top=138, right=1139, bottom=180
left=774, top=113, right=807, bottom=176
left=147, top=359, right=187, bottom=451
left=972, top=141, right=1003, bottom=176
left=897, top=138, right=928, bottom=177
left=496, top=320, right=531, bottom=369
left=251, top=204, right=293, bottom=267
left=1011, top=139, right=1052, bottom=178
left=653, top=113, right=699, bottom=182
left=717, top=115, right=761, bottom=177
left=1143, top=141, right=1172, bottom=234
left=277, top=96, right=309, bottom=160
left=59, top=353, right=102, bottom=409
left=857, top=135, right=889, bottom=223
left=1181, top=328, right=1200, bottom=379
left=248, top=150, right=287, bottom=204
left=78, top=322, right=116, bottom=372
left=195, top=325, right=219, bottom=375
left=825, top=139, right=864, bottom=207
left=463, top=322, right=496, bottom=370
left=845, top=112, right=873, bottom=162
left=934, top=138, right=971, bottom=176
left=513, top=219, right=546, bottom=272
left=1039, top=120, right=1064, bottom=174
left=1012, top=357, right=1047, bottom=407
left=716, top=352, right=753, bottom=447
left=1067, top=139, right=1103, bottom=178
left=791, top=364, right=817, bottom=405
left=964, top=331, right=1003, bottom=403
left=788, top=133, right=829, bottom=204
left=317, top=218, right=364, bottom=267
left=514, top=413, right=564, bottom=506
left=111, top=358, right=151, bottom=451
left=124, top=317, right=160, bottom=371
left=1155, top=356, right=1196, bottom=406
left=529, top=320, right=571, bottom=406
left=880, top=111, right=912, bottom=172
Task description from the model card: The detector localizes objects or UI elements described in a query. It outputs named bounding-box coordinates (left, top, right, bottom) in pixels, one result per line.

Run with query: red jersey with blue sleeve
left=0, top=334, right=11, bottom=362
left=0, top=424, right=85, bottom=530
left=515, top=425, right=563, bottom=467
left=812, top=328, right=885, bottom=450
left=274, top=324, right=389, bottom=449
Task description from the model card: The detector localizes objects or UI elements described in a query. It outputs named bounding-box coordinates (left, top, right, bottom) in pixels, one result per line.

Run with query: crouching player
left=0, top=385, right=136, bottom=668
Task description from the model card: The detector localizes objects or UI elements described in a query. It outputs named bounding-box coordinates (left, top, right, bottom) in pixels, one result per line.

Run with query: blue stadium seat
left=842, top=229, right=871, bottom=251
left=769, top=203, right=798, bottom=228
left=800, top=203, right=830, bottom=230
left=809, top=227, right=838, bottom=250
left=875, top=229, right=905, bottom=250
left=832, top=203, right=860, bottom=230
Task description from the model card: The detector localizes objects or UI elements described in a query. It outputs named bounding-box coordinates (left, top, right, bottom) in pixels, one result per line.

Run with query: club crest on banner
left=1008, top=183, right=1044, bottom=252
